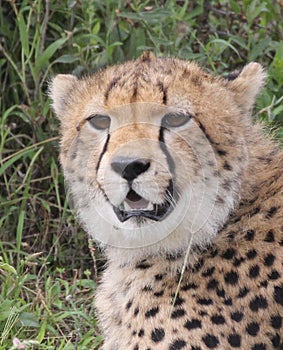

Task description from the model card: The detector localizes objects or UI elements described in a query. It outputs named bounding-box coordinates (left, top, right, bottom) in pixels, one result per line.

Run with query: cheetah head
left=49, top=52, right=265, bottom=257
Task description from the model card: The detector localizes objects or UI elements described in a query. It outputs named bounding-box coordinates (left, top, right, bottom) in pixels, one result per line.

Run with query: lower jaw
left=113, top=202, right=173, bottom=223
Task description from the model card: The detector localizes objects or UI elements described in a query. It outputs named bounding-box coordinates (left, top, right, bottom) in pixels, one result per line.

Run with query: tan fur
left=50, top=53, right=283, bottom=350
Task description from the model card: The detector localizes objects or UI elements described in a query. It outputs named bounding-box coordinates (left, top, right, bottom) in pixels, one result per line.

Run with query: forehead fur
left=50, top=52, right=265, bottom=122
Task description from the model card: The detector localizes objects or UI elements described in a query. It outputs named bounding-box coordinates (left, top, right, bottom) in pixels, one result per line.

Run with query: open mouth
left=113, top=181, right=175, bottom=223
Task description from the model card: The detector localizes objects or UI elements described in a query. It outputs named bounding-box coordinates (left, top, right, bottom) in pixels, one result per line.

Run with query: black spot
left=274, top=285, right=283, bottom=305
left=216, top=288, right=226, bottom=298
left=264, top=253, right=275, bottom=266
left=245, top=229, right=255, bottom=241
left=271, top=315, right=282, bottom=329
left=155, top=274, right=164, bottom=281
left=216, top=195, right=225, bottom=204
left=169, top=339, right=187, bottom=350
left=249, top=265, right=260, bottom=278
left=207, top=279, right=218, bottom=290
left=246, top=322, right=260, bottom=336
left=223, top=298, right=233, bottom=306
left=154, top=290, right=164, bottom=297
left=233, top=257, right=245, bottom=267
left=138, top=329, right=144, bottom=337
left=199, top=310, right=208, bottom=316
left=228, top=334, right=241, bottom=347
left=71, top=151, right=77, bottom=160
left=249, top=295, right=268, bottom=312
left=271, top=334, right=280, bottom=347
left=250, top=206, right=260, bottom=216
left=145, top=306, right=159, bottom=318
left=171, top=309, right=186, bottom=319
left=136, top=261, right=152, bottom=269
left=184, top=318, right=202, bottom=330
left=264, top=230, right=275, bottom=242
left=261, top=280, right=269, bottom=287
left=202, top=334, right=219, bottom=348
left=142, top=285, right=153, bottom=292
left=221, top=248, right=236, bottom=260
left=246, top=249, right=257, bottom=259
left=268, top=270, right=280, bottom=280
left=166, top=252, right=182, bottom=261
left=227, top=231, right=236, bottom=241
left=132, top=330, right=137, bottom=336
left=202, top=267, right=215, bottom=277
left=197, top=297, right=213, bottom=305
left=224, top=270, right=239, bottom=285
left=209, top=248, right=218, bottom=257
left=151, top=328, right=165, bottom=342
left=223, top=161, right=232, bottom=170
left=238, top=287, right=249, bottom=298
left=192, top=347, right=201, bottom=350
left=134, top=307, right=139, bottom=316
left=211, top=315, right=225, bottom=325
left=251, top=344, right=266, bottom=350
left=231, top=311, right=243, bottom=322
left=265, top=206, right=278, bottom=218
left=192, top=258, right=204, bottom=273
left=133, top=345, right=139, bottom=350
left=126, top=300, right=133, bottom=310
left=173, top=295, right=185, bottom=306
left=181, top=283, right=198, bottom=291
left=216, top=149, right=227, bottom=156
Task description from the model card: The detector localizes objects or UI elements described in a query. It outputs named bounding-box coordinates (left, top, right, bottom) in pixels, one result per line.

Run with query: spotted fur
left=50, top=52, right=283, bottom=350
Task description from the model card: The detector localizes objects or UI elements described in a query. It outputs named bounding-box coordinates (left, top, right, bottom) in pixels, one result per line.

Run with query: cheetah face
left=94, top=104, right=188, bottom=226
left=50, top=53, right=265, bottom=253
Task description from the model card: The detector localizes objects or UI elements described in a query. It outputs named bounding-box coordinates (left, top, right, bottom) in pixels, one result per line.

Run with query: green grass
left=0, top=0, right=283, bottom=348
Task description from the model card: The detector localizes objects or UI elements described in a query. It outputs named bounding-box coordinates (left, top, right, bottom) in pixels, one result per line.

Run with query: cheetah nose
left=111, top=156, right=150, bottom=182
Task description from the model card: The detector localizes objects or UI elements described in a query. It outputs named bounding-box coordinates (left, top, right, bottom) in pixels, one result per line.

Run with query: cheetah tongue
left=124, top=190, right=152, bottom=211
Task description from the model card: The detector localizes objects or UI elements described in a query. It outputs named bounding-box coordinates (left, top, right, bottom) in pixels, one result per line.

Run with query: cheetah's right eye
left=87, top=114, right=111, bottom=130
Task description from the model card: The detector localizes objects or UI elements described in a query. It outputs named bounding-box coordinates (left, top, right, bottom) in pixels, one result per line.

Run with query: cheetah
left=50, top=52, right=283, bottom=350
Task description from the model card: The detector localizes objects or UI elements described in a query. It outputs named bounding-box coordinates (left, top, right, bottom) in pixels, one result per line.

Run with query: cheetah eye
left=87, top=114, right=111, bottom=130
left=162, top=113, right=192, bottom=128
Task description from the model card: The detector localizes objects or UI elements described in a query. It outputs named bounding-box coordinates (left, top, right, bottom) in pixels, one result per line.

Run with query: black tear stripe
left=159, top=126, right=175, bottom=175
left=96, top=133, right=110, bottom=173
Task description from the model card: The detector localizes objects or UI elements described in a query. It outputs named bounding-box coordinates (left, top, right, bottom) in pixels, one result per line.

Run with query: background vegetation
left=0, top=0, right=282, bottom=348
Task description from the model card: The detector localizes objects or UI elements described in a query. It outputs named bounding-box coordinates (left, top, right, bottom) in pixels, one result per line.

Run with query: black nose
left=111, top=156, right=150, bottom=182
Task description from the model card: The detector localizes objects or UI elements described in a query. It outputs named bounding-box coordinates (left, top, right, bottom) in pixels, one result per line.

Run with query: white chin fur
left=71, top=173, right=237, bottom=263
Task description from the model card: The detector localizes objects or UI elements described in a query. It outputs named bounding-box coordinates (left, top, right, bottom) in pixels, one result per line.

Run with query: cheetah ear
left=49, top=74, right=78, bottom=118
left=227, top=62, right=266, bottom=114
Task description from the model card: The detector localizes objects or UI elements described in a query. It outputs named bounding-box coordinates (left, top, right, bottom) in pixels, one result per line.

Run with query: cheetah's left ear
left=226, top=62, right=266, bottom=114
left=49, top=74, right=78, bottom=119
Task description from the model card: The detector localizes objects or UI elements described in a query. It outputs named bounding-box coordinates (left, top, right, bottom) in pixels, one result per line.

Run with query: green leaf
left=37, top=319, right=47, bottom=342
left=54, top=55, right=78, bottom=64
left=18, top=13, right=29, bottom=57
left=0, top=262, right=17, bottom=275
left=34, top=37, right=68, bottom=76
left=249, top=37, right=270, bottom=61
left=0, top=148, right=35, bottom=177
left=18, top=312, right=40, bottom=328
left=0, top=300, right=13, bottom=321
left=210, top=39, right=241, bottom=57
